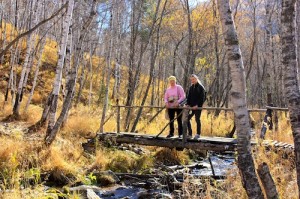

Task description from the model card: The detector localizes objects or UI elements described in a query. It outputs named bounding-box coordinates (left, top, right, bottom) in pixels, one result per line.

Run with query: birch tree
left=131, top=0, right=167, bottom=132
left=24, top=35, right=47, bottom=112
left=99, top=0, right=116, bottom=133
left=281, top=0, right=300, bottom=194
left=217, top=0, right=264, bottom=197
left=12, top=0, right=38, bottom=117
left=265, top=0, right=273, bottom=100
left=45, top=0, right=97, bottom=145
left=45, top=0, right=74, bottom=141
left=297, top=0, right=300, bottom=85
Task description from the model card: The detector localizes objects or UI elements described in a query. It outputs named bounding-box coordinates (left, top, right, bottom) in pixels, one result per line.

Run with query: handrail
left=111, top=105, right=289, bottom=112
left=112, top=105, right=289, bottom=140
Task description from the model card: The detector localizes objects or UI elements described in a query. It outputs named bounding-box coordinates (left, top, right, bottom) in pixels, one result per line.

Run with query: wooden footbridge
left=83, top=105, right=294, bottom=155
left=96, top=132, right=242, bottom=151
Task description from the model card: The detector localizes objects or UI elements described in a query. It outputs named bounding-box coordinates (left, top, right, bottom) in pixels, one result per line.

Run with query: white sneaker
left=194, top=134, right=200, bottom=139
left=187, top=135, right=192, bottom=139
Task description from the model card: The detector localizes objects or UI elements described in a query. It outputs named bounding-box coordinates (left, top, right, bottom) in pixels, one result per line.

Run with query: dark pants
left=187, top=110, right=202, bottom=135
left=168, top=108, right=183, bottom=136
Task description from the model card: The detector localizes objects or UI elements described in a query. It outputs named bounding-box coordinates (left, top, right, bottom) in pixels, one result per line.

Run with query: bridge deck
left=96, top=132, right=256, bottom=152
left=83, top=132, right=294, bottom=156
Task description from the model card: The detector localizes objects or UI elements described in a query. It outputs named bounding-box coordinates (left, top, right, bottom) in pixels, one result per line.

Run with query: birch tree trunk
left=1, top=12, right=7, bottom=65
left=183, top=0, right=194, bottom=90
left=99, top=1, right=115, bottom=133
left=131, top=0, right=166, bottom=132
left=12, top=1, right=38, bottom=117
left=45, top=0, right=74, bottom=139
left=124, top=0, right=144, bottom=130
left=45, top=0, right=97, bottom=145
left=217, top=0, right=264, bottom=198
left=281, top=0, right=300, bottom=194
left=24, top=36, right=46, bottom=112
left=88, top=46, right=93, bottom=107
left=265, top=0, right=273, bottom=99
left=297, top=0, right=300, bottom=86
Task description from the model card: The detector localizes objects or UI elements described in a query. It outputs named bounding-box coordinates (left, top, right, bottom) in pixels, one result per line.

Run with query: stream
left=96, top=152, right=236, bottom=199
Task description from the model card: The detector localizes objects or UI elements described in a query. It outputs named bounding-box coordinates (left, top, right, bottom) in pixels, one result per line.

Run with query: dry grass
left=89, top=148, right=110, bottom=172
left=154, top=148, right=190, bottom=166
left=31, top=92, right=43, bottom=104
left=62, top=106, right=100, bottom=139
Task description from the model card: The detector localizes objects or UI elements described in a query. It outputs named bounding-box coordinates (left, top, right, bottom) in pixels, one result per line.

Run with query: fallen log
left=257, top=162, right=279, bottom=199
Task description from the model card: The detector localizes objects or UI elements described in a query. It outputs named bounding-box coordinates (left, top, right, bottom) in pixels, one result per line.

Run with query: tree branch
left=0, top=2, right=68, bottom=59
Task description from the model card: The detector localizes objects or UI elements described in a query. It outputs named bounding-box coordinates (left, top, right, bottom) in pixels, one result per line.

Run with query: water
left=96, top=153, right=236, bottom=199
left=98, top=186, right=171, bottom=199
left=192, top=153, right=236, bottom=177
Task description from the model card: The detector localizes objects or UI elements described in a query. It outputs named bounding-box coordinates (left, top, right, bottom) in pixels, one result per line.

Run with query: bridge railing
left=110, top=105, right=289, bottom=143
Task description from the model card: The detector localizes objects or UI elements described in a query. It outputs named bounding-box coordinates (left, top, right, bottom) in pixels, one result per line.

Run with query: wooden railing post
left=116, top=99, right=120, bottom=134
left=182, top=109, right=189, bottom=143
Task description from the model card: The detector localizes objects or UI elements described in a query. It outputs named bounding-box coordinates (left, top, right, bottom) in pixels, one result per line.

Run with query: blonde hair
left=168, top=76, right=176, bottom=81
left=191, top=74, right=206, bottom=90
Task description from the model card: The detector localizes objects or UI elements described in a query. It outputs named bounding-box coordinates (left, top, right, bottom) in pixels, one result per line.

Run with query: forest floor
left=0, top=91, right=298, bottom=199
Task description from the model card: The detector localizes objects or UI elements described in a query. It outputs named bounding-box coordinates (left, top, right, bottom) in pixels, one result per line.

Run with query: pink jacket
left=164, top=84, right=186, bottom=107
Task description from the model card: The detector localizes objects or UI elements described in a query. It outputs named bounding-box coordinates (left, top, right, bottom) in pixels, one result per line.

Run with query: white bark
left=217, top=0, right=264, bottom=198
left=297, top=0, right=300, bottom=87
left=265, top=0, right=273, bottom=99
left=281, top=0, right=300, bottom=194
left=22, top=1, right=39, bottom=92
left=12, top=0, right=40, bottom=116
left=99, top=1, right=116, bottom=133
left=88, top=46, right=93, bottom=107
left=24, top=37, right=46, bottom=112
left=46, top=0, right=74, bottom=133
left=45, top=0, right=97, bottom=145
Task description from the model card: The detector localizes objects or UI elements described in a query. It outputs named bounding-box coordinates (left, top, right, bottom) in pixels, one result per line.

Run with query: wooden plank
left=101, top=132, right=259, bottom=145
left=97, top=133, right=236, bottom=152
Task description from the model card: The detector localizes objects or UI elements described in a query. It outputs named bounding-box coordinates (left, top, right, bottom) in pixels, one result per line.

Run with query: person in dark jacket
left=186, top=74, right=206, bottom=139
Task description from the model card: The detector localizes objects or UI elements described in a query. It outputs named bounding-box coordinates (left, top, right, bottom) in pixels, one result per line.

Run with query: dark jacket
left=187, top=82, right=206, bottom=107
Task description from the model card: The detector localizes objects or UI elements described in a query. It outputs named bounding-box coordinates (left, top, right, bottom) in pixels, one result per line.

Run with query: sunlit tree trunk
left=1, top=10, right=7, bottom=65
left=297, top=0, right=300, bottom=85
left=88, top=46, right=93, bottom=107
left=12, top=0, right=38, bottom=117
left=45, top=0, right=74, bottom=142
left=124, top=0, right=144, bottom=131
left=99, top=1, right=116, bottom=133
left=281, top=0, right=300, bottom=194
left=131, top=0, right=166, bottom=132
left=183, top=0, right=194, bottom=90
left=217, top=0, right=264, bottom=198
left=24, top=37, right=46, bottom=112
left=265, top=0, right=272, bottom=97
left=45, top=0, right=97, bottom=145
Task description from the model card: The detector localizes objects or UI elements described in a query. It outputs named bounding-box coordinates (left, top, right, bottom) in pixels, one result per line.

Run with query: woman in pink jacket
left=164, top=76, right=186, bottom=138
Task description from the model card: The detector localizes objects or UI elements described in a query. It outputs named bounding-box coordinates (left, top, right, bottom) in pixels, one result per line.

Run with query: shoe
left=187, top=135, right=192, bottom=139
left=194, top=134, right=200, bottom=139
left=166, top=134, right=174, bottom=138
left=178, top=134, right=183, bottom=138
